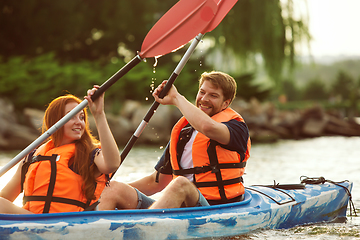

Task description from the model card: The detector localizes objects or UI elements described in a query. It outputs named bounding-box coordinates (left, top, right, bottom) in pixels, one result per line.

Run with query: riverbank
left=1, top=97, right=360, bottom=151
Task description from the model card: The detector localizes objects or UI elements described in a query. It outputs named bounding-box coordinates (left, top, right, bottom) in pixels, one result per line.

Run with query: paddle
left=119, top=0, right=238, bottom=164
left=0, top=0, right=217, bottom=178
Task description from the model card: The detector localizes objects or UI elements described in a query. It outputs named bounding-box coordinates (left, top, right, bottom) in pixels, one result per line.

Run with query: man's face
left=196, top=80, right=230, bottom=117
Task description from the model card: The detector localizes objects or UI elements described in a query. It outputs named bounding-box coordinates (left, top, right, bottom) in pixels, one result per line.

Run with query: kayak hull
left=0, top=181, right=352, bottom=239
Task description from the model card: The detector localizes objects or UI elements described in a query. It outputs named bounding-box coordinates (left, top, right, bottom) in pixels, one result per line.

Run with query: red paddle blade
left=202, top=0, right=238, bottom=33
left=139, top=0, right=217, bottom=58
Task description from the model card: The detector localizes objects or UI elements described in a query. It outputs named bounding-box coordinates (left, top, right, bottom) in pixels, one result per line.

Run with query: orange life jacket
left=21, top=140, right=107, bottom=213
left=170, top=108, right=251, bottom=204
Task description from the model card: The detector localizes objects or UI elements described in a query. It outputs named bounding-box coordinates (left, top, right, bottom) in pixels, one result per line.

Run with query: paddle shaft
left=91, top=56, right=142, bottom=101
left=0, top=56, right=142, bottom=178
left=120, top=33, right=204, bottom=163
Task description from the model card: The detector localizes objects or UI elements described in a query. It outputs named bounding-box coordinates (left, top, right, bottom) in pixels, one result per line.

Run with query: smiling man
left=99, top=71, right=251, bottom=210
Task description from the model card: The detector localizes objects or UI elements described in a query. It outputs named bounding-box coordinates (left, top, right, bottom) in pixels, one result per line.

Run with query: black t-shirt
left=155, top=119, right=249, bottom=175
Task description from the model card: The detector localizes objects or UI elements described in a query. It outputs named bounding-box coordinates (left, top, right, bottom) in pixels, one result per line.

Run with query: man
left=98, top=71, right=250, bottom=210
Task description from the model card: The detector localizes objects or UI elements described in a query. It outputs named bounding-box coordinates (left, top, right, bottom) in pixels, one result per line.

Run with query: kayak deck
left=0, top=181, right=353, bottom=240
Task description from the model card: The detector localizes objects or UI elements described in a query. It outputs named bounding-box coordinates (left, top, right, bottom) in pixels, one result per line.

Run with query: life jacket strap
left=207, top=194, right=244, bottom=205
left=20, top=149, right=36, bottom=193
left=23, top=196, right=98, bottom=211
left=195, top=176, right=244, bottom=188
left=23, top=197, right=100, bottom=212
left=84, top=201, right=100, bottom=211
left=23, top=196, right=87, bottom=209
left=44, top=154, right=57, bottom=213
left=172, top=162, right=246, bottom=176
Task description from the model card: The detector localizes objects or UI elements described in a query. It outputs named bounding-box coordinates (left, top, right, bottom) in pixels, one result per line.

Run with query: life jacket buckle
left=30, top=156, right=40, bottom=163
left=210, top=165, right=219, bottom=173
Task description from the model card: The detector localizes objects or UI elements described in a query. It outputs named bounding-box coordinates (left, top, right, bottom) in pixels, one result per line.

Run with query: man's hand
left=152, top=80, right=180, bottom=106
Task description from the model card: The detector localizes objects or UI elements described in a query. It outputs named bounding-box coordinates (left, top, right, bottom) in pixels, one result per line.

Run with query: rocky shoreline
left=1, top=98, right=360, bottom=151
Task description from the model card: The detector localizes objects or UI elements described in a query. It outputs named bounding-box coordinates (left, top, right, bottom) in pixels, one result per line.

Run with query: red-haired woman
left=0, top=85, right=120, bottom=214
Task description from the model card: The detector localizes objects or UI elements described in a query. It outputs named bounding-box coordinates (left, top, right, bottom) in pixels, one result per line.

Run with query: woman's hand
left=85, top=85, right=105, bottom=118
left=85, top=85, right=121, bottom=174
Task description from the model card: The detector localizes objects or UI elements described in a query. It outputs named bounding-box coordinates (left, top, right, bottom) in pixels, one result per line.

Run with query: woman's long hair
left=42, top=95, right=100, bottom=201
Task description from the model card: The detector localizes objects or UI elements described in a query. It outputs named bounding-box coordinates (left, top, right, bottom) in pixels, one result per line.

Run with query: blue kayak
left=0, top=178, right=353, bottom=240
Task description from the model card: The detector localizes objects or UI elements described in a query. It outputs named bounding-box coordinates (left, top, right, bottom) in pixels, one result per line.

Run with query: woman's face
left=60, top=102, right=86, bottom=146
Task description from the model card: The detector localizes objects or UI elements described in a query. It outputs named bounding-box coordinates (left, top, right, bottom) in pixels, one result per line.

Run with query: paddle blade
left=202, top=0, right=238, bottom=33
left=139, top=0, right=217, bottom=58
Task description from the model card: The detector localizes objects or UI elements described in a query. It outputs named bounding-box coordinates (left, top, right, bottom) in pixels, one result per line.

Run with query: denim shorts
left=134, top=188, right=156, bottom=209
left=195, top=189, right=210, bottom=207
left=134, top=188, right=209, bottom=208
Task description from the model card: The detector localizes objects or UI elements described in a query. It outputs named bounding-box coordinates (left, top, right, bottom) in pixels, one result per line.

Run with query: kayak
left=0, top=178, right=353, bottom=240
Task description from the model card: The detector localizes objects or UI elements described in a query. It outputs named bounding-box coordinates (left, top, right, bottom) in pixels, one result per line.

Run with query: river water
left=0, top=136, right=359, bottom=239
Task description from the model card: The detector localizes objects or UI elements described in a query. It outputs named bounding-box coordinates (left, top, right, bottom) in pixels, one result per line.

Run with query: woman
left=0, top=85, right=120, bottom=214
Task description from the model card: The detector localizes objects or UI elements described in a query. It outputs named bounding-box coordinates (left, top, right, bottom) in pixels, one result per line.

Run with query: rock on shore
left=1, top=98, right=360, bottom=151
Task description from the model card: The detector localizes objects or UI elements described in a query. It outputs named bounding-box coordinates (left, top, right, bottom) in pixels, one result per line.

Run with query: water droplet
left=160, top=146, right=164, bottom=149
left=145, top=97, right=148, bottom=101
left=153, top=56, right=159, bottom=67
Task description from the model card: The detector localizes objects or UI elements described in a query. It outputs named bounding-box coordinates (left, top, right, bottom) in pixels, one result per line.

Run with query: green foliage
left=278, top=69, right=360, bottom=117
left=207, top=0, right=309, bottom=82
left=282, top=79, right=301, bottom=101
left=0, top=53, right=270, bottom=110
left=0, top=0, right=311, bottom=108
left=302, top=77, right=329, bottom=101
left=0, top=54, right=138, bottom=109
left=330, top=70, right=360, bottom=117
left=0, top=0, right=175, bottom=61
left=1, top=0, right=309, bottom=83
left=331, top=70, right=355, bottom=100
left=0, top=53, right=104, bottom=109
left=235, top=73, right=272, bottom=101
left=0, top=53, right=206, bottom=110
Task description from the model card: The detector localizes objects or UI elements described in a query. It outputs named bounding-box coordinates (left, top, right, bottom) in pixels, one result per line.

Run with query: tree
left=331, top=70, right=355, bottom=101
left=1, top=0, right=309, bottom=72
left=0, top=0, right=310, bottom=109
left=235, top=73, right=272, bottom=101
left=0, top=0, right=172, bottom=61
left=204, top=0, right=310, bottom=86
left=282, top=79, right=301, bottom=101
left=302, top=77, right=328, bottom=101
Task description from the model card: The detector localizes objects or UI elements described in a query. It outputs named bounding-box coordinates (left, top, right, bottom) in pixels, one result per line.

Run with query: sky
left=304, top=0, right=360, bottom=57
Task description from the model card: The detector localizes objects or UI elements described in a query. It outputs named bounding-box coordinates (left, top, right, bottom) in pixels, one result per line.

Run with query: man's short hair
left=199, top=71, right=237, bottom=103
